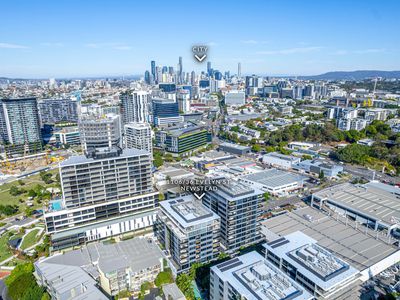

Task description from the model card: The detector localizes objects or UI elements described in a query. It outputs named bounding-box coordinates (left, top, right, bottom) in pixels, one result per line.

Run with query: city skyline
left=1, top=0, right=400, bottom=78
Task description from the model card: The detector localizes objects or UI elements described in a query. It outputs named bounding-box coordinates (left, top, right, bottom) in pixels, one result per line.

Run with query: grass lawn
left=0, top=234, right=13, bottom=262
left=4, top=258, right=26, bottom=267
left=0, top=168, right=59, bottom=209
left=20, top=229, right=41, bottom=250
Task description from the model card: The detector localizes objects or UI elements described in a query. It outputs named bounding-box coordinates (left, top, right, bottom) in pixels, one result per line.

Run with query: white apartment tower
left=124, top=122, right=152, bottom=154
left=120, top=90, right=149, bottom=124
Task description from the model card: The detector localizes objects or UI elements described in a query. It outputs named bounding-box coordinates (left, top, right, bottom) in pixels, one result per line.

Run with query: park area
left=0, top=168, right=60, bottom=217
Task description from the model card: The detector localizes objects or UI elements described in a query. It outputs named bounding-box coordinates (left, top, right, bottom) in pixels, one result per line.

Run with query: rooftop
left=212, top=251, right=313, bottom=300
left=264, top=231, right=359, bottom=291
left=160, top=195, right=219, bottom=228
left=313, top=182, right=400, bottom=226
left=261, top=206, right=400, bottom=272
left=242, top=169, right=306, bottom=188
left=42, top=236, right=164, bottom=275
left=220, top=142, right=251, bottom=150
left=263, top=152, right=300, bottom=162
left=35, top=263, right=108, bottom=300
left=60, top=147, right=149, bottom=167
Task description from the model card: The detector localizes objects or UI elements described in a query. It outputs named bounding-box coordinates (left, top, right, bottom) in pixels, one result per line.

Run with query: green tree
left=263, top=192, right=270, bottom=203
left=9, top=185, right=21, bottom=196
left=154, top=270, right=174, bottom=287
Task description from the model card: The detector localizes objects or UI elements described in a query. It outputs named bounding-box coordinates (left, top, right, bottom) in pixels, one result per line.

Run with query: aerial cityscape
left=1, top=1, right=400, bottom=300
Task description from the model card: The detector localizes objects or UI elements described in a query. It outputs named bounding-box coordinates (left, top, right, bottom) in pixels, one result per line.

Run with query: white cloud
left=0, top=43, right=29, bottom=49
left=330, top=48, right=386, bottom=55
left=41, top=42, right=64, bottom=47
left=354, top=48, right=385, bottom=54
left=256, top=46, right=323, bottom=55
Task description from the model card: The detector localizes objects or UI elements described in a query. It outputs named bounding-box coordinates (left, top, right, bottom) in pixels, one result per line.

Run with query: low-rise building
left=35, top=237, right=164, bottom=298
left=264, top=231, right=361, bottom=299
left=311, top=182, right=400, bottom=234
left=54, top=126, right=80, bottom=145
left=262, top=152, right=301, bottom=170
left=219, top=142, right=251, bottom=156
left=35, top=263, right=108, bottom=300
left=210, top=251, right=313, bottom=300
left=294, top=160, right=343, bottom=177
left=261, top=206, right=400, bottom=282
left=239, top=169, right=306, bottom=196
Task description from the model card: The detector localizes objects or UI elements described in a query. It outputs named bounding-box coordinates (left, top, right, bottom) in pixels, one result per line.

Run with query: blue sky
left=1, top=0, right=399, bottom=78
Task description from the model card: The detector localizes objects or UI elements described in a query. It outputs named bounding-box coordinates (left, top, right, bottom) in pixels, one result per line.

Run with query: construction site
left=0, top=149, right=64, bottom=176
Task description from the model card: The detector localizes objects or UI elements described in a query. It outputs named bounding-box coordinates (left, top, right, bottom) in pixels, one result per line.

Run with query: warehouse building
left=219, top=142, right=251, bottom=156
left=261, top=206, right=400, bottom=281
left=262, top=152, right=301, bottom=170
left=210, top=251, right=313, bottom=300
left=294, top=160, right=343, bottom=178
left=311, top=181, right=400, bottom=234
left=264, top=231, right=361, bottom=299
left=239, top=169, right=306, bottom=196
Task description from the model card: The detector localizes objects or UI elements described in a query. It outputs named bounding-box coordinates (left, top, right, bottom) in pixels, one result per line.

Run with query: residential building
left=79, top=113, right=122, bottom=154
left=124, top=122, right=152, bottom=154
left=38, top=98, right=78, bottom=125
left=35, top=263, right=108, bottom=300
left=0, top=97, right=42, bottom=155
left=120, top=90, right=149, bottom=124
left=35, top=237, right=164, bottom=297
left=337, top=118, right=367, bottom=131
left=44, top=147, right=158, bottom=250
left=364, top=108, right=389, bottom=122
left=203, top=182, right=263, bottom=252
left=155, top=196, right=221, bottom=272
left=210, top=251, right=313, bottom=300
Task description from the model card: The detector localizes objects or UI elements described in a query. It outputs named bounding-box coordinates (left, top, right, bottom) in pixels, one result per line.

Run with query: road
left=343, top=163, right=399, bottom=185
left=0, top=279, right=10, bottom=300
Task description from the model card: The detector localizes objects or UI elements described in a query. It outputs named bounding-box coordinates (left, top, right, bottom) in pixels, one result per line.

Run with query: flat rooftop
left=60, top=148, right=149, bottom=167
left=42, top=236, right=164, bottom=274
left=160, top=195, right=219, bottom=228
left=313, top=182, right=400, bottom=226
left=265, top=232, right=359, bottom=291
left=261, top=206, right=400, bottom=271
left=220, top=142, right=251, bottom=150
left=264, top=152, right=300, bottom=162
left=242, top=169, right=306, bottom=188
left=212, top=251, right=313, bottom=300
left=213, top=181, right=264, bottom=200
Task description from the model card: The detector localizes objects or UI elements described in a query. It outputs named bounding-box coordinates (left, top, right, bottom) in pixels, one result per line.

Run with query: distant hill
left=300, top=70, right=400, bottom=80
